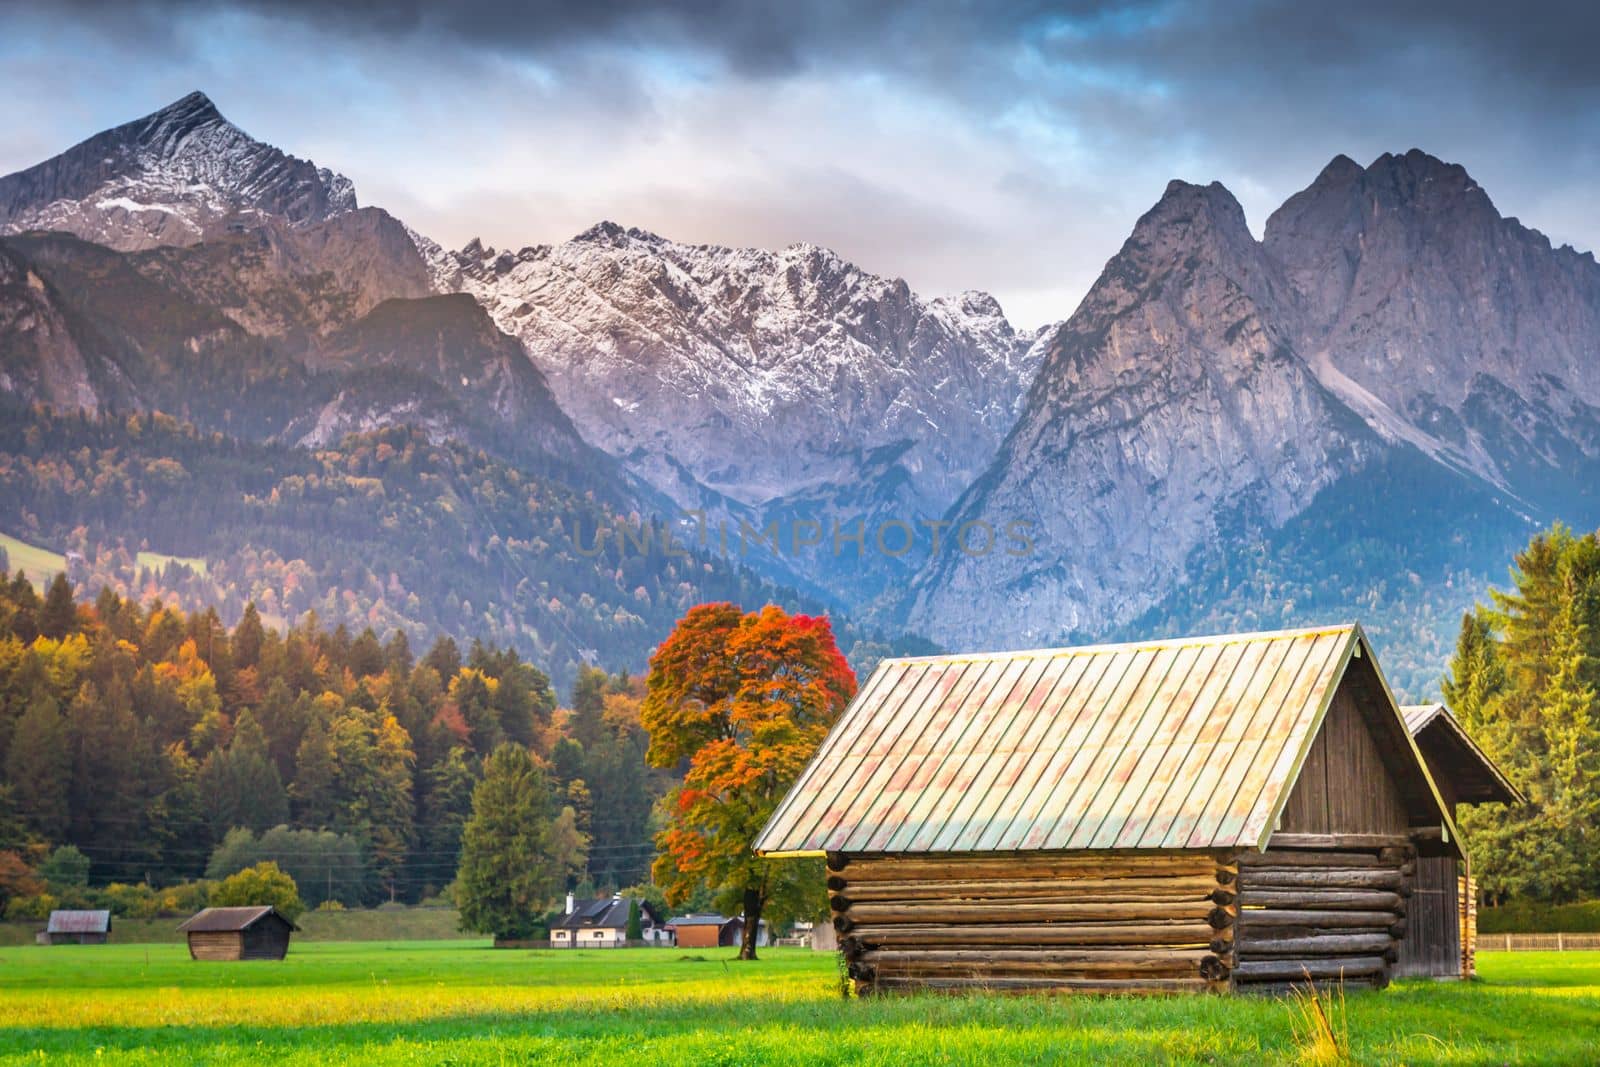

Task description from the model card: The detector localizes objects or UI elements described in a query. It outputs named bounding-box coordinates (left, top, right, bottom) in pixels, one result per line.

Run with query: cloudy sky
left=2, top=1, right=1596, bottom=326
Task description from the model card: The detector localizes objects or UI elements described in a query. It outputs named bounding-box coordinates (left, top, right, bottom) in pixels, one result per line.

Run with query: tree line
left=0, top=570, right=678, bottom=917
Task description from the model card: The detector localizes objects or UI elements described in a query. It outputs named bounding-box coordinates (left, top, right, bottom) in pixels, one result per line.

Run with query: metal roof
left=756, top=624, right=1450, bottom=856
left=176, top=906, right=299, bottom=933
left=1402, top=703, right=1526, bottom=805
left=47, top=910, right=110, bottom=934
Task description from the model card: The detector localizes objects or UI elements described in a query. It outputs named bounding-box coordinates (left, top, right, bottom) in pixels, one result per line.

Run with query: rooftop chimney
left=565, top=892, right=575, bottom=915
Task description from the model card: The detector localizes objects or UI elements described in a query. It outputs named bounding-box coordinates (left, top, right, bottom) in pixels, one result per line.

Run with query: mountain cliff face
left=1264, top=150, right=1600, bottom=487
left=906, top=180, right=1377, bottom=647
left=443, top=224, right=1046, bottom=599
left=907, top=151, right=1600, bottom=655
left=0, top=92, right=357, bottom=251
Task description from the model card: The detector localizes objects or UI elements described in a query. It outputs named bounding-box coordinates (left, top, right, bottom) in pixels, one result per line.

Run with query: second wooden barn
left=1398, top=703, right=1523, bottom=979
left=754, top=624, right=1461, bottom=994
left=178, top=906, right=299, bottom=961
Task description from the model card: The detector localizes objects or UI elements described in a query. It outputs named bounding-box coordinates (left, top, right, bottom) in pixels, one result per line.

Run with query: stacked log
left=827, top=852, right=1238, bottom=996
left=1460, top=874, right=1477, bottom=978
left=1233, top=839, right=1415, bottom=992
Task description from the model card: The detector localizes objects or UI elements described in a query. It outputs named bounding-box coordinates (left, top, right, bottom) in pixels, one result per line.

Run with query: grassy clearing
left=134, top=549, right=208, bottom=577
left=0, top=532, right=207, bottom=585
left=0, top=532, right=66, bottom=585
left=0, top=946, right=1595, bottom=1065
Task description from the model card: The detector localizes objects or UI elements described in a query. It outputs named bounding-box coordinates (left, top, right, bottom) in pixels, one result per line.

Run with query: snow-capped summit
left=441, top=225, right=1047, bottom=597
left=0, top=91, right=357, bottom=251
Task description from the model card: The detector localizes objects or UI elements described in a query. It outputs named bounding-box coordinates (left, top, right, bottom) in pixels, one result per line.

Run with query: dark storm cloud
left=5, top=1, right=1598, bottom=324
left=41, top=0, right=1600, bottom=90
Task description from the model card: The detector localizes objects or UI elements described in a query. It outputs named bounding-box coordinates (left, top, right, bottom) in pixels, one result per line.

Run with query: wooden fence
left=1477, top=933, right=1600, bottom=952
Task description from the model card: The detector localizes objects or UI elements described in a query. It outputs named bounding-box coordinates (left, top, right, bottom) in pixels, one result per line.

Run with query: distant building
left=40, top=910, right=111, bottom=945
left=550, top=893, right=670, bottom=948
left=177, top=906, right=298, bottom=961
left=666, top=913, right=769, bottom=949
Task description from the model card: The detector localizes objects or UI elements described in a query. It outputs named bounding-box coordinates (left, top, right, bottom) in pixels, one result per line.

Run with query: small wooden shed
left=41, top=910, right=111, bottom=945
left=178, top=906, right=299, bottom=961
left=1398, top=703, right=1523, bottom=979
left=755, top=624, right=1461, bottom=995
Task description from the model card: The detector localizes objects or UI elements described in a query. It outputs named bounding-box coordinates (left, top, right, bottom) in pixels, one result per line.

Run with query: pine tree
left=233, top=603, right=266, bottom=670
left=198, top=710, right=288, bottom=836
left=415, top=746, right=477, bottom=895
left=38, top=573, right=77, bottom=640
left=456, top=743, right=558, bottom=940
left=5, top=694, right=70, bottom=840
left=368, top=711, right=416, bottom=901
left=290, top=711, right=338, bottom=829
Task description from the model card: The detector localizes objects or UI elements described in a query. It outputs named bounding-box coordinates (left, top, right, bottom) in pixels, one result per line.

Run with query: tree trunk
left=740, top=888, right=764, bottom=960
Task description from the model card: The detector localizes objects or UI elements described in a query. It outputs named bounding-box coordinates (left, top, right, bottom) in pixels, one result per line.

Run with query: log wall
left=827, top=852, right=1238, bottom=996
left=1234, top=838, right=1414, bottom=991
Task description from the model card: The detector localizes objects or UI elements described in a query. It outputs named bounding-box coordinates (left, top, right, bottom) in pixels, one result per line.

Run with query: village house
left=550, top=893, right=670, bottom=948
left=1399, top=703, right=1523, bottom=978
left=755, top=624, right=1465, bottom=995
left=39, top=910, right=111, bottom=945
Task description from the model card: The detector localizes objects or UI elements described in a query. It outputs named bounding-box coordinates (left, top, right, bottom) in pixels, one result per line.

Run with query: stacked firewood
left=1233, top=833, right=1415, bottom=990
left=827, top=852, right=1239, bottom=995
left=1459, top=873, right=1477, bottom=978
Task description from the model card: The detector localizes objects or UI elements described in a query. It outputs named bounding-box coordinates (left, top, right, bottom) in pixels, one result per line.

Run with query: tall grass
left=1288, top=972, right=1350, bottom=1065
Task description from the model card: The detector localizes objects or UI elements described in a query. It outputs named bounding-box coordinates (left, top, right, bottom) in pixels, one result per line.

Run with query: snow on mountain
left=443, top=223, right=1048, bottom=599
left=0, top=91, right=357, bottom=251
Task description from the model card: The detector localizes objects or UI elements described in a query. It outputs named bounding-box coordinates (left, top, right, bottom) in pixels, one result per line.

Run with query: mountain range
left=3, top=92, right=1597, bottom=696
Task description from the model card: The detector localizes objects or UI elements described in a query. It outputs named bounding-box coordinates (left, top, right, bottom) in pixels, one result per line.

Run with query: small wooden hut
left=755, top=624, right=1462, bottom=995
left=177, top=905, right=299, bottom=961
left=1398, top=703, right=1523, bottom=978
left=41, top=910, right=111, bottom=945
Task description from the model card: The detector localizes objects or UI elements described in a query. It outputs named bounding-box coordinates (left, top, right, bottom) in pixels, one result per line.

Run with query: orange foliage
left=641, top=603, right=854, bottom=908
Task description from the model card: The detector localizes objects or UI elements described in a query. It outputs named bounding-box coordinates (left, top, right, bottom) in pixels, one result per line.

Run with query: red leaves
left=643, top=602, right=857, bottom=901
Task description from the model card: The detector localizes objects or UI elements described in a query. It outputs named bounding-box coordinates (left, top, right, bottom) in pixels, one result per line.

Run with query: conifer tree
left=456, top=743, right=559, bottom=940
left=38, top=573, right=77, bottom=640
left=5, top=694, right=70, bottom=840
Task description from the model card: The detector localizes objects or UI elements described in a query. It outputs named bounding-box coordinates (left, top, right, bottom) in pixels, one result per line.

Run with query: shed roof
left=756, top=624, right=1457, bottom=857
left=1402, top=703, right=1525, bottom=805
left=176, top=906, right=300, bottom=933
left=47, top=910, right=111, bottom=934
left=665, top=913, right=736, bottom=928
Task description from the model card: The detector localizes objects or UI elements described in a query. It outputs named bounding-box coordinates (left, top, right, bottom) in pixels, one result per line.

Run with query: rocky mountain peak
left=0, top=90, right=357, bottom=252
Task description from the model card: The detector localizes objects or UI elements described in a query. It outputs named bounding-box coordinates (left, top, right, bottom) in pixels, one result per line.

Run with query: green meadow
left=0, top=944, right=1596, bottom=1064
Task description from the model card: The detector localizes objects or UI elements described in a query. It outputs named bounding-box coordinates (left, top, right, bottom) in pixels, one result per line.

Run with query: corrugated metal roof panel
left=47, top=910, right=110, bottom=934
left=755, top=625, right=1377, bottom=855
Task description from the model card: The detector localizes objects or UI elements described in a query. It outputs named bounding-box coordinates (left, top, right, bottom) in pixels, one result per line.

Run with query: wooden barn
left=755, top=624, right=1462, bottom=995
left=1398, top=703, right=1523, bottom=979
left=41, top=910, right=111, bottom=945
left=177, top=906, right=299, bottom=961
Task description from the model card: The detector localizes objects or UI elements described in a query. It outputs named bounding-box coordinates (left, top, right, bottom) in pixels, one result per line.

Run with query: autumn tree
left=642, top=603, right=854, bottom=959
left=210, top=860, right=305, bottom=922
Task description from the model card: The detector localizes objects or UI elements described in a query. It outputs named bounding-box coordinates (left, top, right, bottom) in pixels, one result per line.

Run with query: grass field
left=0, top=945, right=1596, bottom=1065
left=0, top=907, right=469, bottom=947
left=0, top=532, right=207, bottom=585
left=0, top=532, right=66, bottom=586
